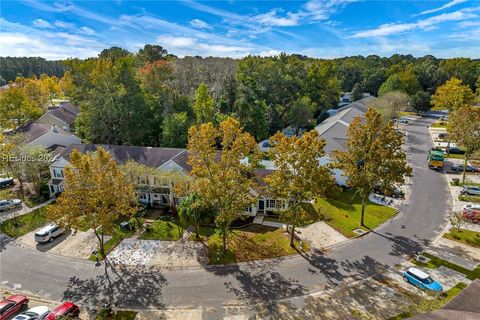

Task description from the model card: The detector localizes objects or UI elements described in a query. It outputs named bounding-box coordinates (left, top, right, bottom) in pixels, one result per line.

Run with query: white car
left=12, top=306, right=51, bottom=320
left=34, top=224, right=65, bottom=243
left=461, top=185, right=480, bottom=196
left=0, top=199, right=22, bottom=212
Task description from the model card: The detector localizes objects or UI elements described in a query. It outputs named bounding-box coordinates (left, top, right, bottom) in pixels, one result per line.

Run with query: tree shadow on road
left=63, top=259, right=167, bottom=313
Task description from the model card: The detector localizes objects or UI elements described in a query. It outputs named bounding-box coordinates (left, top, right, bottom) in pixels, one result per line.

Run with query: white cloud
left=54, top=20, right=75, bottom=29
left=79, top=26, right=95, bottom=35
left=32, top=19, right=52, bottom=28
left=457, top=20, right=480, bottom=28
left=419, top=0, right=467, bottom=15
left=0, top=18, right=106, bottom=59
left=351, top=10, right=477, bottom=38
left=156, top=35, right=254, bottom=57
left=190, top=18, right=213, bottom=30
left=251, top=10, right=301, bottom=27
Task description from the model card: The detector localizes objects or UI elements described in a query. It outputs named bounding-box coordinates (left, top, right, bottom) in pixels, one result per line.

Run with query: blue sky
left=1, top=0, right=479, bottom=59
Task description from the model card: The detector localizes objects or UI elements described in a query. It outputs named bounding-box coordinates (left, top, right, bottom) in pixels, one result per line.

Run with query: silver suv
left=0, top=199, right=22, bottom=212
left=461, top=186, right=480, bottom=196
left=34, top=224, right=65, bottom=243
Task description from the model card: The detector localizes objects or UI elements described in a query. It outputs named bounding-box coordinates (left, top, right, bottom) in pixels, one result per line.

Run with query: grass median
left=443, top=228, right=480, bottom=248
left=0, top=207, right=48, bottom=237
left=314, top=190, right=397, bottom=238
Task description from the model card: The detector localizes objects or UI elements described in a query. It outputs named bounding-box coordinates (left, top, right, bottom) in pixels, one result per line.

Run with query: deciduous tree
left=0, top=86, right=42, bottom=128
left=46, top=147, right=137, bottom=259
left=368, top=91, right=409, bottom=121
left=161, top=112, right=191, bottom=148
left=431, top=77, right=475, bottom=112
left=187, top=117, right=259, bottom=253
left=266, top=130, right=338, bottom=246
left=178, top=193, right=215, bottom=239
left=193, top=83, right=215, bottom=124
left=332, top=108, right=411, bottom=226
left=448, top=106, right=480, bottom=184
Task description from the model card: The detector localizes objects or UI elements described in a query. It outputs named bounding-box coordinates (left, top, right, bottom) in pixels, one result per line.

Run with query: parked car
left=438, top=133, right=448, bottom=140
left=45, top=302, right=80, bottom=319
left=463, top=204, right=480, bottom=223
left=397, top=118, right=409, bottom=124
left=461, top=185, right=480, bottom=196
left=445, top=147, right=465, bottom=155
left=0, top=295, right=29, bottom=320
left=34, top=224, right=65, bottom=243
left=452, top=164, right=479, bottom=173
left=0, top=177, right=14, bottom=189
left=403, top=267, right=443, bottom=292
left=0, top=199, right=22, bottom=212
left=12, top=306, right=51, bottom=320
left=373, top=184, right=405, bottom=198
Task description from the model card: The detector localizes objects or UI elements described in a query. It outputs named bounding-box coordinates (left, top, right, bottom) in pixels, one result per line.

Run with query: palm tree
left=178, top=193, right=214, bottom=239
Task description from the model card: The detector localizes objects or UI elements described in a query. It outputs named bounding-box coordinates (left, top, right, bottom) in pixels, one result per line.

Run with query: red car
left=463, top=204, right=480, bottom=223
left=0, top=295, right=28, bottom=320
left=45, top=302, right=80, bottom=319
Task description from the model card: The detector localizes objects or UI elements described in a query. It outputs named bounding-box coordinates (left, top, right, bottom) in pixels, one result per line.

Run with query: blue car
left=403, top=267, right=443, bottom=292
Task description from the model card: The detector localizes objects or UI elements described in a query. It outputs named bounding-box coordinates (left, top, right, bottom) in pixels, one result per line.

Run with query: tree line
left=0, top=57, right=67, bottom=85
left=2, top=47, right=480, bottom=147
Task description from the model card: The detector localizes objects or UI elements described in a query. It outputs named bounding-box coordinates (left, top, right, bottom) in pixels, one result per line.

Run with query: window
left=53, top=168, right=63, bottom=178
left=246, top=206, right=252, bottom=212
left=268, top=199, right=276, bottom=208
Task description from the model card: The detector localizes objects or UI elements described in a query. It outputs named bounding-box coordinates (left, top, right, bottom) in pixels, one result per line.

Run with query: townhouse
left=48, top=144, right=285, bottom=218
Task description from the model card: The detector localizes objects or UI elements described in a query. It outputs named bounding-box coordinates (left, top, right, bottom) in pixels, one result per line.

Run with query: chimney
left=51, top=124, right=58, bottom=133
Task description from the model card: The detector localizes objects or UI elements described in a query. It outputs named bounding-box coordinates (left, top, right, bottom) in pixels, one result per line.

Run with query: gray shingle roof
left=314, top=96, right=376, bottom=153
left=60, top=144, right=189, bottom=170
left=16, top=122, right=74, bottom=143
left=48, top=107, right=77, bottom=125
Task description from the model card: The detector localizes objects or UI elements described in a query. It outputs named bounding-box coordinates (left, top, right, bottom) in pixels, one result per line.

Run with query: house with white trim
left=47, top=144, right=286, bottom=217
left=16, top=122, right=81, bottom=156
left=37, top=102, right=80, bottom=133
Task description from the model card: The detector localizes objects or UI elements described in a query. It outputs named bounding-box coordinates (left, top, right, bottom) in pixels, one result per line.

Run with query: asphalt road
left=0, top=115, right=451, bottom=317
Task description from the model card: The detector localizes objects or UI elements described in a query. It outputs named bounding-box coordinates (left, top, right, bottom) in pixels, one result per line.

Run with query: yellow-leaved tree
left=187, top=117, right=259, bottom=253
left=332, top=108, right=411, bottom=227
left=448, top=106, right=480, bottom=184
left=266, top=130, right=339, bottom=247
left=431, top=77, right=475, bottom=112
left=46, top=147, right=137, bottom=259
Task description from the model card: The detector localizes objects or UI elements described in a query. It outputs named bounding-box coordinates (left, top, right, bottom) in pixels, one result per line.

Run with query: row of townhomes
left=47, top=96, right=374, bottom=218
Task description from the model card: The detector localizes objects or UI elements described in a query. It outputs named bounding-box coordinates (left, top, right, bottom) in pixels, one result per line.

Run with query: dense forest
left=0, top=57, right=67, bottom=85
left=1, top=46, right=479, bottom=147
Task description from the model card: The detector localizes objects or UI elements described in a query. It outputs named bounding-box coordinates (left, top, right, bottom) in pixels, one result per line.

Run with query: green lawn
left=95, top=309, right=137, bottom=320
left=444, top=229, right=480, bottom=248
left=444, top=153, right=465, bottom=160
left=431, top=122, right=448, bottom=128
left=388, top=282, right=468, bottom=320
left=411, top=252, right=480, bottom=280
left=314, top=190, right=397, bottom=237
left=450, top=181, right=480, bottom=187
left=459, top=194, right=480, bottom=203
left=0, top=188, right=48, bottom=208
left=0, top=207, right=48, bottom=237
left=207, top=225, right=309, bottom=265
left=140, top=218, right=183, bottom=241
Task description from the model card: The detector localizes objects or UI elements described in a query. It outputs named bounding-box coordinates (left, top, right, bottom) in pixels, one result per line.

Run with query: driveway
left=16, top=229, right=109, bottom=260
left=0, top=115, right=452, bottom=318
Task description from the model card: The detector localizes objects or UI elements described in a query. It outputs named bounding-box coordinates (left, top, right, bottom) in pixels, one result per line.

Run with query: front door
left=258, top=199, right=265, bottom=212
